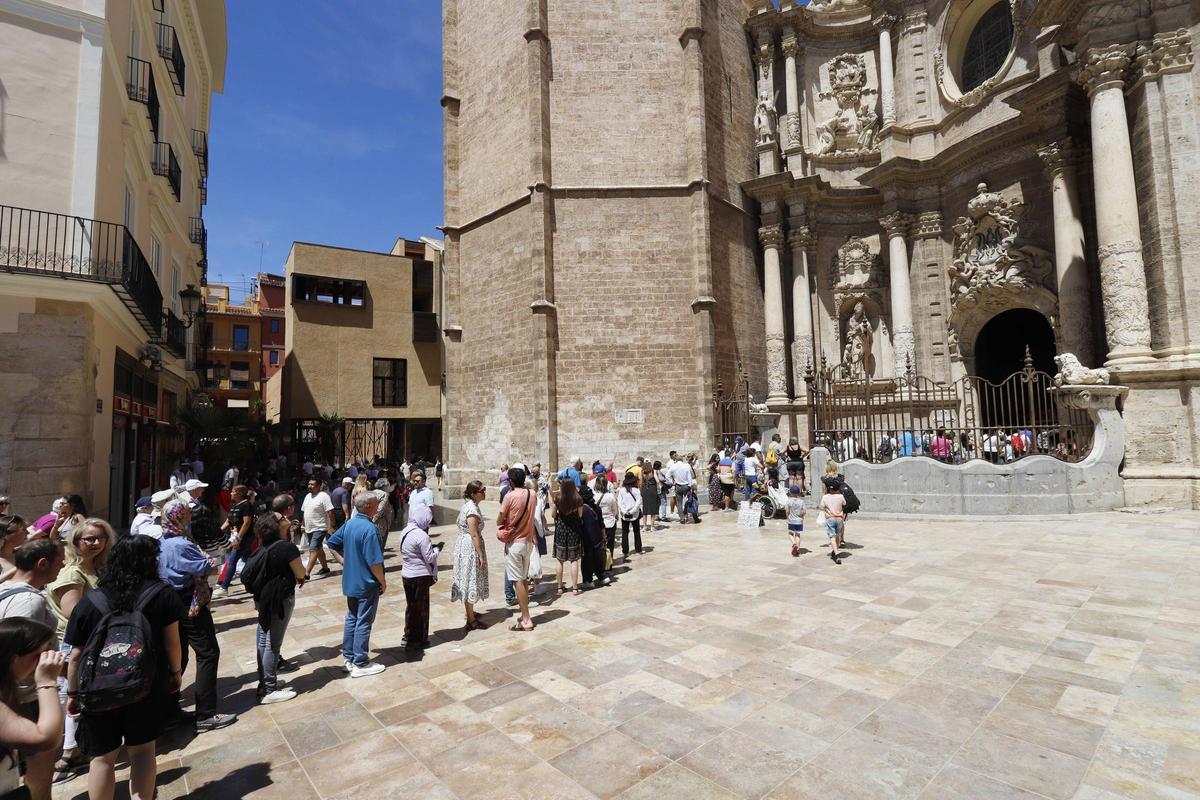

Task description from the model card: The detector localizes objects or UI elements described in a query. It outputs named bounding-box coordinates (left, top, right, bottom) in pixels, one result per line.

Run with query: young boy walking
left=786, top=485, right=805, bottom=557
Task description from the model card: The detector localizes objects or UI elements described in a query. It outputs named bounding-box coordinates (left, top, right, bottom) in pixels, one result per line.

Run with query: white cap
left=342, top=477, right=354, bottom=485
left=183, top=478, right=209, bottom=492
left=511, top=463, right=528, bottom=473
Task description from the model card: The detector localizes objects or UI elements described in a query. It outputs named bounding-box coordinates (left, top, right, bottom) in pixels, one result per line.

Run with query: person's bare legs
left=24, top=748, right=53, bottom=800
left=569, top=560, right=580, bottom=593
left=87, top=750, right=119, bottom=800
left=464, top=600, right=476, bottom=626
left=127, top=741, right=157, bottom=800
left=514, top=579, right=533, bottom=629
left=555, top=560, right=565, bottom=593
left=305, top=546, right=328, bottom=578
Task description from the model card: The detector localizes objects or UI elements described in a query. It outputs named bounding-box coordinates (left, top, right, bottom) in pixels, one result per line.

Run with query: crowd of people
left=826, top=425, right=1081, bottom=465
left=0, top=438, right=865, bottom=799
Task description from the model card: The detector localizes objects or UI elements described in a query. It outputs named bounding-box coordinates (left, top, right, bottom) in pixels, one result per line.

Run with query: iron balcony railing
left=156, top=23, right=185, bottom=95
left=198, top=176, right=207, bottom=206
left=192, top=130, right=208, bottom=177
left=126, top=57, right=161, bottom=141
left=161, top=308, right=187, bottom=357
left=0, top=204, right=163, bottom=335
left=189, top=216, right=207, bottom=258
left=151, top=141, right=181, bottom=201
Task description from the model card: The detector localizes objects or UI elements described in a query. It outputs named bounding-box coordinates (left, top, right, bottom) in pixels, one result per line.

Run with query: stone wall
left=0, top=297, right=96, bottom=516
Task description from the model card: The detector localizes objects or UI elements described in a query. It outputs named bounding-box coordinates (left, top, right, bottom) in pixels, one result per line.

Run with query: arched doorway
left=974, top=308, right=1056, bottom=383
left=974, top=308, right=1056, bottom=430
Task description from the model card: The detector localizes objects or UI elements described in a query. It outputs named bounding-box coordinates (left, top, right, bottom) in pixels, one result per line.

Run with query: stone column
left=874, top=14, right=897, bottom=125
left=760, top=224, right=789, bottom=404
left=1037, top=139, right=1094, bottom=366
left=788, top=225, right=815, bottom=398
left=1077, top=46, right=1153, bottom=362
left=880, top=212, right=914, bottom=376
left=781, top=33, right=802, bottom=151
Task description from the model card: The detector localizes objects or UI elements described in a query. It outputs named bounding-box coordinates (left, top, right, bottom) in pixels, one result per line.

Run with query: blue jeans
left=219, top=540, right=254, bottom=589
left=659, top=491, right=670, bottom=518
left=342, top=591, right=379, bottom=667
left=256, top=596, right=294, bottom=691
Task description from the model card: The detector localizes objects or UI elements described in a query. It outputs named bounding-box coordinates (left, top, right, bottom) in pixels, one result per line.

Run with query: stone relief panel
left=830, top=236, right=887, bottom=378
left=813, top=53, right=880, bottom=158
left=808, top=0, right=865, bottom=13
left=946, top=182, right=1057, bottom=356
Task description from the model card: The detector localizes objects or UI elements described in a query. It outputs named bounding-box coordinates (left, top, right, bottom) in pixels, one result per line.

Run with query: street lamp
left=178, top=284, right=202, bottom=328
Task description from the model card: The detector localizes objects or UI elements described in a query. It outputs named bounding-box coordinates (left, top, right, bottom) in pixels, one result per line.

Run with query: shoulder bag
left=496, top=490, right=533, bottom=544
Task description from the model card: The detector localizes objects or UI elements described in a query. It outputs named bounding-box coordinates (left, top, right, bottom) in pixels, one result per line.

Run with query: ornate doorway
left=974, top=308, right=1056, bottom=384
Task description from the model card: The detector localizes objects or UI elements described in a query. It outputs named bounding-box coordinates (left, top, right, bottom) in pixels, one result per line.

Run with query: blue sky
left=203, top=1, right=443, bottom=300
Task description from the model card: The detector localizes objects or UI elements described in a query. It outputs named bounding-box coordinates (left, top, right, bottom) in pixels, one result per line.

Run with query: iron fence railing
left=126, top=57, right=160, bottom=140
left=152, top=141, right=181, bottom=201
left=805, top=352, right=1093, bottom=465
left=192, top=129, right=208, bottom=177
left=189, top=216, right=207, bottom=258
left=161, top=309, right=187, bottom=357
left=0, top=204, right=163, bottom=335
left=156, top=23, right=185, bottom=95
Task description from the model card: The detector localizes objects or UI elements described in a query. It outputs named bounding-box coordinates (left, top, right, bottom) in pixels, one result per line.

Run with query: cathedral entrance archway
left=974, top=308, right=1056, bottom=383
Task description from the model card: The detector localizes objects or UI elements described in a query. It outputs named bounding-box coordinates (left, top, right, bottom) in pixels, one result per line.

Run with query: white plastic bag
left=815, top=510, right=827, bottom=528
left=527, top=547, right=543, bottom=580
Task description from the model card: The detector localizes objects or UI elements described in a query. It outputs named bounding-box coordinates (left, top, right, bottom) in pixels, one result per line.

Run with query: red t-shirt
left=497, top=488, right=537, bottom=542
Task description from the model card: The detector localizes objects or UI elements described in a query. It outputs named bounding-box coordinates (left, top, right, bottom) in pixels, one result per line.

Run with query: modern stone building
left=0, top=0, right=225, bottom=523
left=200, top=283, right=263, bottom=412
left=266, top=239, right=445, bottom=465
left=443, top=0, right=1199, bottom=509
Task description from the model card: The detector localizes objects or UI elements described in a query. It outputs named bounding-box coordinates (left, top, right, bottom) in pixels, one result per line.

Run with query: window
left=269, top=318, right=280, bottom=333
left=232, top=325, right=250, bottom=351
left=412, top=260, right=434, bottom=313
left=269, top=350, right=279, bottom=366
left=230, top=361, right=250, bottom=390
left=372, top=358, right=407, bottom=407
left=150, top=235, right=162, bottom=280
left=960, top=2, right=1013, bottom=92
left=204, top=323, right=213, bottom=349
left=292, top=273, right=365, bottom=307
left=170, top=262, right=180, bottom=314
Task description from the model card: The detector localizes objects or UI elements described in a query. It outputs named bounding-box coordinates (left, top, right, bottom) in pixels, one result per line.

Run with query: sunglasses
left=79, top=536, right=106, bottom=545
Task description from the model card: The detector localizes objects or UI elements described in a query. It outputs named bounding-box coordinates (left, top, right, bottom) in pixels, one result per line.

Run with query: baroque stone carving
left=754, top=89, right=779, bottom=145
left=913, top=211, right=943, bottom=239
left=1053, top=353, right=1110, bottom=387
left=748, top=395, right=771, bottom=414
left=1134, top=29, right=1194, bottom=83
left=758, top=224, right=784, bottom=249
left=948, top=183, right=1053, bottom=307
left=784, top=112, right=801, bottom=150
left=808, top=0, right=864, bottom=12
left=814, top=54, right=879, bottom=157
left=833, top=236, right=877, bottom=291
left=840, top=302, right=873, bottom=378
left=934, top=0, right=1028, bottom=109
left=1036, top=139, right=1080, bottom=180
left=1095, top=239, right=1152, bottom=350
left=1077, top=45, right=1132, bottom=95
left=766, top=332, right=789, bottom=397
left=755, top=43, right=773, bottom=82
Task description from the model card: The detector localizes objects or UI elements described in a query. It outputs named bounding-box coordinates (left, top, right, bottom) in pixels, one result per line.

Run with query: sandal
left=466, top=619, right=488, bottom=630
left=509, top=622, right=535, bottom=632
left=53, top=753, right=88, bottom=784
left=572, top=588, right=583, bottom=596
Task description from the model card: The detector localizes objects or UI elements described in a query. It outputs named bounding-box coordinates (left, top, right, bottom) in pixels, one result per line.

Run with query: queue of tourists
left=0, top=438, right=861, bottom=800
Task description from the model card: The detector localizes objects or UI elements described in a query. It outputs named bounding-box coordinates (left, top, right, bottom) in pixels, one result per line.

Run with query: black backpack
left=841, top=482, right=861, bottom=515
left=77, top=585, right=159, bottom=713
left=239, top=541, right=277, bottom=596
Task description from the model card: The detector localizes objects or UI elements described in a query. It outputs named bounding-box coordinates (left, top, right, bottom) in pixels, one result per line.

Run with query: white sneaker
left=211, top=586, right=227, bottom=599
left=350, top=662, right=386, bottom=678
left=260, top=689, right=296, bottom=705
left=527, top=600, right=540, bottom=609
left=343, top=660, right=354, bottom=673
left=602, top=576, right=611, bottom=585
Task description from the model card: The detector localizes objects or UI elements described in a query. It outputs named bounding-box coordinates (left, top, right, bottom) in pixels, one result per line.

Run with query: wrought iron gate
left=712, top=371, right=751, bottom=451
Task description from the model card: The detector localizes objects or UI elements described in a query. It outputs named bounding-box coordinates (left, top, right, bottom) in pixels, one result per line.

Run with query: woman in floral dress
left=451, top=481, right=489, bottom=629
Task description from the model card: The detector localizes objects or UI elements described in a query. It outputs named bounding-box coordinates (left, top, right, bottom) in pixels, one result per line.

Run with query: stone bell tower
left=441, top=0, right=762, bottom=487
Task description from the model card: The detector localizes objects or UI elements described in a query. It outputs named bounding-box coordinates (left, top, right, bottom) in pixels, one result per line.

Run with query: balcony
left=413, top=311, right=439, bottom=342
left=126, top=57, right=161, bottom=141
left=0, top=204, right=163, bottom=335
left=198, top=176, right=207, bottom=206
left=152, top=141, right=181, bottom=201
left=192, top=130, right=208, bottom=177
left=156, top=23, right=185, bottom=95
left=160, top=309, right=187, bottom=357
left=189, top=217, right=207, bottom=258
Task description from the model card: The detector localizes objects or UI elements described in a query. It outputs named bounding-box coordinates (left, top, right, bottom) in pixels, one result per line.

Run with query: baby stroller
left=749, top=476, right=790, bottom=519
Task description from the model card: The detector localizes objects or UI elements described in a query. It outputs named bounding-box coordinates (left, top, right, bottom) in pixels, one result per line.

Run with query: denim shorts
left=825, top=518, right=844, bottom=539
left=306, top=529, right=328, bottom=551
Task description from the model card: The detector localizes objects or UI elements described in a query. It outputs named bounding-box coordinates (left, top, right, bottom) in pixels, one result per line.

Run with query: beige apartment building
left=267, top=238, right=444, bottom=465
left=0, top=0, right=225, bottom=528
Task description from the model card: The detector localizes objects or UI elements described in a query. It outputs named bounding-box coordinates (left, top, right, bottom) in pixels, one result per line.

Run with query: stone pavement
left=54, top=505, right=1200, bottom=799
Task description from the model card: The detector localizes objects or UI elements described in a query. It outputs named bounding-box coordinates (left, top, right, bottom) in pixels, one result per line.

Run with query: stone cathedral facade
left=442, top=0, right=1200, bottom=509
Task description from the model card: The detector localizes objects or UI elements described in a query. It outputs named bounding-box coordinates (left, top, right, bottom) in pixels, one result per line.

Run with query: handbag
left=815, top=510, right=827, bottom=528
left=604, top=549, right=613, bottom=570
left=496, top=490, right=533, bottom=543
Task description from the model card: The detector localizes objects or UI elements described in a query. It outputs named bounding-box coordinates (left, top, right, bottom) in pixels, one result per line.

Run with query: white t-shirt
left=409, top=486, right=435, bottom=513
left=301, top=491, right=334, bottom=533
left=668, top=460, right=695, bottom=487
left=786, top=497, right=806, bottom=525
left=743, top=455, right=758, bottom=478
left=0, top=583, right=58, bottom=702
left=596, top=491, right=619, bottom=528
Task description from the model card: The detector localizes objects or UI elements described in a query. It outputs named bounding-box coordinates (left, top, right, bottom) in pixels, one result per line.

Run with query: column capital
left=1077, top=44, right=1133, bottom=96
left=781, top=34, right=801, bottom=59
left=879, top=212, right=911, bottom=238
left=758, top=224, right=785, bottom=249
left=1133, top=28, right=1194, bottom=86
left=873, top=12, right=898, bottom=33
left=1036, top=139, right=1083, bottom=180
left=788, top=225, right=815, bottom=250
left=912, top=211, right=943, bottom=239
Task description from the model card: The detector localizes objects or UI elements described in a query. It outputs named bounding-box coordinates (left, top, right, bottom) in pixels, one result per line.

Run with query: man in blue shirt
left=557, top=457, right=584, bottom=488
left=328, top=492, right=387, bottom=677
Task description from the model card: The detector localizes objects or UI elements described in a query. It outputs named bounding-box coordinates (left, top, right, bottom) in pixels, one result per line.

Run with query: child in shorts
left=785, top=485, right=805, bottom=558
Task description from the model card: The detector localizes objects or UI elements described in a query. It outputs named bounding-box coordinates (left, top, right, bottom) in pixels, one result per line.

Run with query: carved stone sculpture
left=840, top=302, right=873, bottom=378
left=948, top=183, right=1054, bottom=308
left=814, top=54, right=879, bottom=157
left=833, top=236, right=877, bottom=291
left=753, top=89, right=779, bottom=145
left=1053, top=353, right=1111, bottom=387
left=748, top=395, right=771, bottom=414
left=808, top=0, right=863, bottom=12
